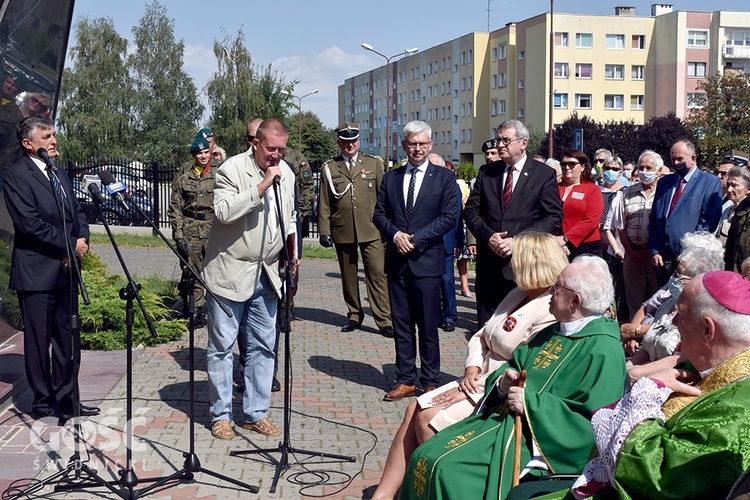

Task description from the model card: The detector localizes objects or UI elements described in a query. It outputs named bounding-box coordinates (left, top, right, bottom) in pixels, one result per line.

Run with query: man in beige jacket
left=202, top=118, right=297, bottom=440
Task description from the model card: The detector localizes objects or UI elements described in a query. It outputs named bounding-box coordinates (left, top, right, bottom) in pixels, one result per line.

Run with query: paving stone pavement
left=0, top=244, right=477, bottom=499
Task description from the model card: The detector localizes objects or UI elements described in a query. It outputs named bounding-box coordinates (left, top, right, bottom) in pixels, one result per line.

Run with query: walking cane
left=512, top=370, right=528, bottom=488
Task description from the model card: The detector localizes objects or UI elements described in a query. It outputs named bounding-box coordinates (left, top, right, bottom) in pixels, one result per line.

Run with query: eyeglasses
left=603, top=166, right=622, bottom=171
left=559, top=161, right=580, bottom=169
left=406, top=141, right=431, bottom=150
left=551, top=281, right=578, bottom=296
left=245, top=134, right=255, bottom=142
left=716, top=170, right=730, bottom=177
left=497, top=137, right=523, bottom=147
left=212, top=152, right=221, bottom=158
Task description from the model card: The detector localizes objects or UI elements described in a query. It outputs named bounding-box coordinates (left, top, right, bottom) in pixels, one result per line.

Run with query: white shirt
left=502, top=154, right=527, bottom=193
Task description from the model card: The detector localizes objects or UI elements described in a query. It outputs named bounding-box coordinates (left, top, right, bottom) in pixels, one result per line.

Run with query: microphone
left=273, top=175, right=281, bottom=185
left=83, top=175, right=104, bottom=205
left=36, top=147, right=56, bottom=169
left=98, top=170, right=131, bottom=213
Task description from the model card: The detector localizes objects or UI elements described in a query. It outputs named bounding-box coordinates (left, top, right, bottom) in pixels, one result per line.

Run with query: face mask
left=673, top=161, right=690, bottom=177
left=667, top=277, right=683, bottom=298
left=602, top=170, right=619, bottom=185
left=638, top=169, right=658, bottom=185
left=623, top=169, right=632, bottom=180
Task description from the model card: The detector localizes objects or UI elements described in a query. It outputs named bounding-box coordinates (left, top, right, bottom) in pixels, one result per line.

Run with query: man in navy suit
left=648, top=139, right=722, bottom=285
left=3, top=116, right=98, bottom=420
left=464, top=120, right=562, bottom=330
left=373, top=121, right=457, bottom=401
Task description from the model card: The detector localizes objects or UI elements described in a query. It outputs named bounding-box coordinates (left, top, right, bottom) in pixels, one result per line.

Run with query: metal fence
left=65, top=159, right=320, bottom=237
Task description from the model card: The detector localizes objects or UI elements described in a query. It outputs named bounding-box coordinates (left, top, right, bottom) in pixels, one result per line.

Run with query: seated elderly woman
left=371, top=232, right=568, bottom=500
left=619, top=231, right=724, bottom=359
left=400, top=256, right=626, bottom=500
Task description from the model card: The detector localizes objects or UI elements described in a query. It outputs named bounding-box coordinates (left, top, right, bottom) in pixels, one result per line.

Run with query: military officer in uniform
left=319, top=122, right=393, bottom=337
left=284, top=147, right=315, bottom=238
left=169, top=136, right=216, bottom=326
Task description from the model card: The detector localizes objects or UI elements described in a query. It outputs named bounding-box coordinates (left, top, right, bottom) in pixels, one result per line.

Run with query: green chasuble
left=401, top=317, right=627, bottom=500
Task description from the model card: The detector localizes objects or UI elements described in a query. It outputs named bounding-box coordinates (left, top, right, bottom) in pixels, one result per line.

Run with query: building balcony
left=723, top=44, right=750, bottom=59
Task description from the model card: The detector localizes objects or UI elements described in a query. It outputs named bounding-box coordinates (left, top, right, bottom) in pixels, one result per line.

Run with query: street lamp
left=361, top=43, right=418, bottom=167
left=285, top=89, right=319, bottom=150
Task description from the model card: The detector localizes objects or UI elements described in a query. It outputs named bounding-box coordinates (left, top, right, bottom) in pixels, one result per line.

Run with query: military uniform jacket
left=168, top=166, right=216, bottom=241
left=318, top=153, right=383, bottom=244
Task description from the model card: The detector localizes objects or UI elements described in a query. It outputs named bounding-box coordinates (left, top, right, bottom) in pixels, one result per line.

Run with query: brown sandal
left=242, top=417, right=281, bottom=437
left=211, top=420, right=235, bottom=440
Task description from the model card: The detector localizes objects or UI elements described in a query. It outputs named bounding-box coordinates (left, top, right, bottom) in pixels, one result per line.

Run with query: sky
left=70, top=0, right=750, bottom=129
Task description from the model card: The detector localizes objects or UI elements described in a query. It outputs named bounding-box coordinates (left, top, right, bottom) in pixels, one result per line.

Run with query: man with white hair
left=400, top=255, right=626, bottom=499
left=565, top=270, right=750, bottom=499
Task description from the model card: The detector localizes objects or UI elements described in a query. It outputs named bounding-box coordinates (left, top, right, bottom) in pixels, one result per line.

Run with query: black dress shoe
left=340, top=320, right=361, bottom=332
left=440, top=322, right=456, bottom=332
left=58, top=404, right=101, bottom=420
left=30, top=408, right=56, bottom=420
left=271, top=377, right=281, bottom=392
left=380, top=326, right=394, bottom=338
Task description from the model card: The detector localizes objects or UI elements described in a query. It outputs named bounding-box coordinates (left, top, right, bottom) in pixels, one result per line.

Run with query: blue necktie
left=48, top=165, right=71, bottom=214
left=406, top=167, right=417, bottom=220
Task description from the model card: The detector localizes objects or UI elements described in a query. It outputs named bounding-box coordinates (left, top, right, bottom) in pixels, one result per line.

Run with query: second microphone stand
left=229, top=179, right=355, bottom=493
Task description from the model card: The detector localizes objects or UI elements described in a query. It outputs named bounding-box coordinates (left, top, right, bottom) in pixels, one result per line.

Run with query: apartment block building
left=339, top=5, right=750, bottom=166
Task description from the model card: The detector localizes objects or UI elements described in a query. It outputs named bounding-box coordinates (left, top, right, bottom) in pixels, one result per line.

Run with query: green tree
left=685, top=72, right=750, bottom=168
left=287, top=111, right=336, bottom=168
left=57, top=16, right=134, bottom=161
left=205, top=28, right=294, bottom=155
left=129, top=1, right=203, bottom=164
left=640, top=112, right=692, bottom=164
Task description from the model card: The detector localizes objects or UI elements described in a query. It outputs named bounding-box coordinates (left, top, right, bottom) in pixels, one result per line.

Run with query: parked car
left=86, top=164, right=152, bottom=198
left=72, top=179, right=154, bottom=227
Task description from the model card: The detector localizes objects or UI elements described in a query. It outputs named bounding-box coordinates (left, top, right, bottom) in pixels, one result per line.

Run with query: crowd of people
left=6, top=110, right=750, bottom=499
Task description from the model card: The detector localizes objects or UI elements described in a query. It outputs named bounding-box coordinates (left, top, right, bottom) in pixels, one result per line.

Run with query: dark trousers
left=475, top=260, right=515, bottom=330
left=439, top=254, right=457, bottom=324
left=18, top=286, right=77, bottom=413
left=388, top=270, right=441, bottom=388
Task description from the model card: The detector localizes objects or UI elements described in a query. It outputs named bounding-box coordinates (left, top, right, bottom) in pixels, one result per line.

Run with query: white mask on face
left=638, top=169, right=658, bottom=185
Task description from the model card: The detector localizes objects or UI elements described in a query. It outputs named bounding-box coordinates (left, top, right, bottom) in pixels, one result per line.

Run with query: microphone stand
left=9, top=173, right=121, bottom=499
left=112, top=184, right=259, bottom=496
left=229, top=178, right=355, bottom=493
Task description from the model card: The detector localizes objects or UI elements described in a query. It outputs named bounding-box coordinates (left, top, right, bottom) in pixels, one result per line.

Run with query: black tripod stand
left=230, top=179, right=355, bottom=493
left=99, top=176, right=259, bottom=497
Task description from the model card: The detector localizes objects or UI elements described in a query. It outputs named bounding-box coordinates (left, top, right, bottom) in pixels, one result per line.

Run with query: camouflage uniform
left=168, top=165, right=216, bottom=308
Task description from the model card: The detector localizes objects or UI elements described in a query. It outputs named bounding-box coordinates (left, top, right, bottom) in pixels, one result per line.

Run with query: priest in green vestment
left=539, top=270, right=750, bottom=500
left=401, top=256, right=627, bottom=500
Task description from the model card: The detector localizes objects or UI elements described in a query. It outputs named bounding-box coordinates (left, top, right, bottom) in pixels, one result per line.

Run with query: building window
left=518, top=80, right=525, bottom=89
left=604, top=94, right=624, bottom=110
left=468, top=50, right=473, bottom=64
left=631, top=65, right=645, bottom=80
left=491, top=100, right=498, bottom=116
left=554, top=93, right=568, bottom=109
left=688, top=62, right=707, bottom=78
left=606, top=34, right=625, bottom=49
left=518, top=50, right=525, bottom=60
left=492, top=47, right=498, bottom=61
left=605, top=64, right=625, bottom=80
left=687, top=92, right=707, bottom=108
left=575, top=63, right=592, bottom=79
left=631, top=95, right=644, bottom=110
left=461, top=129, right=465, bottom=143
left=461, top=51, right=466, bottom=65
left=468, top=102, right=472, bottom=115
left=518, top=108, right=524, bottom=118
left=468, top=76, right=473, bottom=89
left=461, top=77, right=466, bottom=91
left=687, top=30, right=708, bottom=48
left=498, top=73, right=506, bottom=87
left=576, top=33, right=593, bottom=48
left=726, top=30, right=750, bottom=46
left=498, top=45, right=506, bottom=60
left=575, top=93, right=592, bottom=109
left=632, top=35, right=646, bottom=49
left=555, top=32, right=569, bottom=47
left=461, top=103, right=466, bottom=117
left=491, top=74, right=498, bottom=88
left=554, top=62, right=569, bottom=78
left=468, top=129, right=472, bottom=142
left=498, top=100, right=506, bottom=114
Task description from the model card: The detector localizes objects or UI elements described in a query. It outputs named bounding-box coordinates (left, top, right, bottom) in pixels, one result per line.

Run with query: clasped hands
left=500, top=369, right=525, bottom=415
left=488, top=232, right=512, bottom=258
left=394, top=231, right=416, bottom=255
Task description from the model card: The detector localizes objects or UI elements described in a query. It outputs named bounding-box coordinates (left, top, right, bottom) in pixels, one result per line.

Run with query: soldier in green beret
left=319, top=122, right=393, bottom=337
left=169, top=136, right=217, bottom=326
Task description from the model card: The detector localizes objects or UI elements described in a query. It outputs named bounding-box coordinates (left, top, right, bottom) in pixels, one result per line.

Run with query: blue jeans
left=207, top=272, right=278, bottom=423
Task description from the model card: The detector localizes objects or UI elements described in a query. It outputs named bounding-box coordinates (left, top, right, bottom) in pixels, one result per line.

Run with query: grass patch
left=89, top=233, right=166, bottom=248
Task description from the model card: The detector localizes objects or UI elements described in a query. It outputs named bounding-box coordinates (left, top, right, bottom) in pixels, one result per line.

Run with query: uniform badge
left=503, top=316, right=517, bottom=332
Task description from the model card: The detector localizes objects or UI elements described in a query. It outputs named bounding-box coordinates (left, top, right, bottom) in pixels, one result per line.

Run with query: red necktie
left=667, top=178, right=684, bottom=218
left=502, top=165, right=514, bottom=210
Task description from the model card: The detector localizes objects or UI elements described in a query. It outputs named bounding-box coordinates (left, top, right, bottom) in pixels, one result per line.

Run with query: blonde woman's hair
left=511, top=232, right=568, bottom=291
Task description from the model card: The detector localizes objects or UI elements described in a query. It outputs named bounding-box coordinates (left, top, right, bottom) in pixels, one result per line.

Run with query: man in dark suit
left=3, top=116, right=98, bottom=420
left=648, top=139, right=722, bottom=285
left=373, top=121, right=457, bottom=401
left=464, top=120, right=563, bottom=330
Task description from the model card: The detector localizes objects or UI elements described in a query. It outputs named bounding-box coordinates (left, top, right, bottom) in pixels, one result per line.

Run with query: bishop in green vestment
left=401, top=256, right=627, bottom=500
